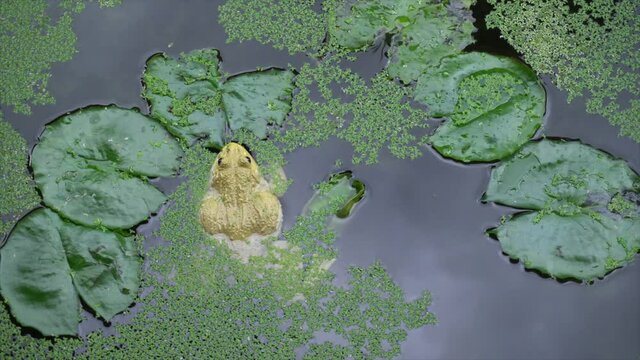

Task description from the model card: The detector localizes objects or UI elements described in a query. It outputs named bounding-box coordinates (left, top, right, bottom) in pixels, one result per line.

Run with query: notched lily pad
left=31, top=105, right=183, bottom=229
left=144, top=48, right=295, bottom=145
left=415, top=52, right=546, bottom=162
left=485, top=139, right=640, bottom=281
left=303, top=171, right=365, bottom=218
left=0, top=208, right=140, bottom=336
left=143, top=49, right=226, bottom=148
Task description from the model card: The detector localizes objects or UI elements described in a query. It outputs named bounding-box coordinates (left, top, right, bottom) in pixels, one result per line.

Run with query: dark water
left=4, top=0, right=640, bottom=359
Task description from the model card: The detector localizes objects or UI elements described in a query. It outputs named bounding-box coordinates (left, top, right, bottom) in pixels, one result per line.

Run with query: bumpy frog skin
left=199, top=143, right=282, bottom=241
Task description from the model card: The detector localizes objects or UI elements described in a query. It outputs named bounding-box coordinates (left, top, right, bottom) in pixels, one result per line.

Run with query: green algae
left=0, top=144, right=436, bottom=358
left=486, top=0, right=640, bottom=143
left=219, top=0, right=327, bottom=55
left=277, top=60, right=429, bottom=164
left=0, top=113, right=40, bottom=237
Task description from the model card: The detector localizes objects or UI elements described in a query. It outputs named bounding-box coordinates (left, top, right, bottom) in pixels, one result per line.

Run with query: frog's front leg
left=200, top=195, right=227, bottom=236
left=252, top=191, right=282, bottom=235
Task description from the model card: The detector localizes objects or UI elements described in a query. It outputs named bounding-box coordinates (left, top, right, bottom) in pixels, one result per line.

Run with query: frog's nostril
left=218, top=157, right=223, bottom=165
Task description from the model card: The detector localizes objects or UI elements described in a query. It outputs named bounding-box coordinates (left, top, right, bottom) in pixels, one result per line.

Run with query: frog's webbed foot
left=253, top=191, right=282, bottom=235
left=200, top=195, right=226, bottom=236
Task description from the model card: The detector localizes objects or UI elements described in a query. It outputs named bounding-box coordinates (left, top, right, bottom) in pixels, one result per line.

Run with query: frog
left=199, top=142, right=282, bottom=241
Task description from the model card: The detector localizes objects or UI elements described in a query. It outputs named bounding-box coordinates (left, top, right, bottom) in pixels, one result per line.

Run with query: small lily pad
left=0, top=208, right=140, bottom=336
left=303, top=171, right=365, bottom=218
left=485, top=139, right=640, bottom=281
left=415, top=52, right=546, bottom=162
left=31, top=105, right=183, bottom=229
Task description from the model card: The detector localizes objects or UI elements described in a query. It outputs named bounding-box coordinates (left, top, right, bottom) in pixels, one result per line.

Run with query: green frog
left=199, top=142, right=282, bottom=241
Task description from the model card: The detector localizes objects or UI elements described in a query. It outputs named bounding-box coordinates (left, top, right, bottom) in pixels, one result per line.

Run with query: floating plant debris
left=485, top=139, right=640, bottom=281
left=415, top=52, right=546, bottom=162
left=0, top=208, right=140, bottom=336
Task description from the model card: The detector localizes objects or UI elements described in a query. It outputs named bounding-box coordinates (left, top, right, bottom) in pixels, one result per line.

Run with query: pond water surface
left=4, top=0, right=640, bottom=359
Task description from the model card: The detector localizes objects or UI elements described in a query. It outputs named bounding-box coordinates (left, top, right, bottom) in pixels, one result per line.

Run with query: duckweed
left=0, top=113, right=40, bottom=237
left=487, top=0, right=640, bottom=143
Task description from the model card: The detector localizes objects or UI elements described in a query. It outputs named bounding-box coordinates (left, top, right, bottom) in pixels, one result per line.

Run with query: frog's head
left=212, top=142, right=261, bottom=190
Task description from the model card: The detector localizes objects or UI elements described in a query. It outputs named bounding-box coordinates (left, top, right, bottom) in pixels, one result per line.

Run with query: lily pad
left=329, top=0, right=475, bottom=83
left=303, top=171, right=365, bottom=218
left=415, top=52, right=546, bottom=162
left=387, top=4, right=476, bottom=84
left=491, top=212, right=639, bottom=282
left=484, top=139, right=639, bottom=210
left=223, top=69, right=295, bottom=139
left=31, top=105, right=183, bottom=229
left=485, top=139, right=640, bottom=281
left=144, top=49, right=295, bottom=145
left=0, top=208, right=140, bottom=336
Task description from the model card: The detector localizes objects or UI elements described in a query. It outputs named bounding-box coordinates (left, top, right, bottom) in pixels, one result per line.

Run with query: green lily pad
left=485, top=139, right=640, bottom=281
left=303, top=171, right=365, bottom=218
left=143, top=49, right=226, bottom=148
left=415, top=52, right=546, bottom=162
left=31, top=105, right=183, bottom=229
left=484, top=139, right=639, bottom=210
left=0, top=208, right=140, bottom=336
left=387, top=4, right=476, bottom=84
left=144, top=49, right=295, bottom=144
left=490, top=212, right=639, bottom=282
left=329, top=0, right=474, bottom=82
left=222, top=69, right=295, bottom=139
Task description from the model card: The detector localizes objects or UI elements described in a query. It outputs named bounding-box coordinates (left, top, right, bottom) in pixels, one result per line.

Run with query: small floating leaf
left=0, top=208, right=140, bottom=336
left=303, top=171, right=365, bottom=218
left=485, top=139, right=640, bottom=281
left=415, top=52, right=546, bottom=162
left=31, top=105, right=183, bottom=229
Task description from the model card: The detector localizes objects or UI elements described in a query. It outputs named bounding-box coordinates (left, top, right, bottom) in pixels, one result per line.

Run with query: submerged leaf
left=415, top=52, right=545, bottom=162
left=0, top=208, right=140, bottom=335
left=31, top=105, right=183, bottom=229
left=303, top=171, right=365, bottom=218
left=485, top=139, right=640, bottom=281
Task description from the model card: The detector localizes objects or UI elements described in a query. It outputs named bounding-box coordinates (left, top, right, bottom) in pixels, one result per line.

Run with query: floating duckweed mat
left=0, top=114, right=40, bottom=237
left=486, top=0, right=640, bottom=143
left=0, top=0, right=122, bottom=114
left=0, top=145, right=436, bottom=359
